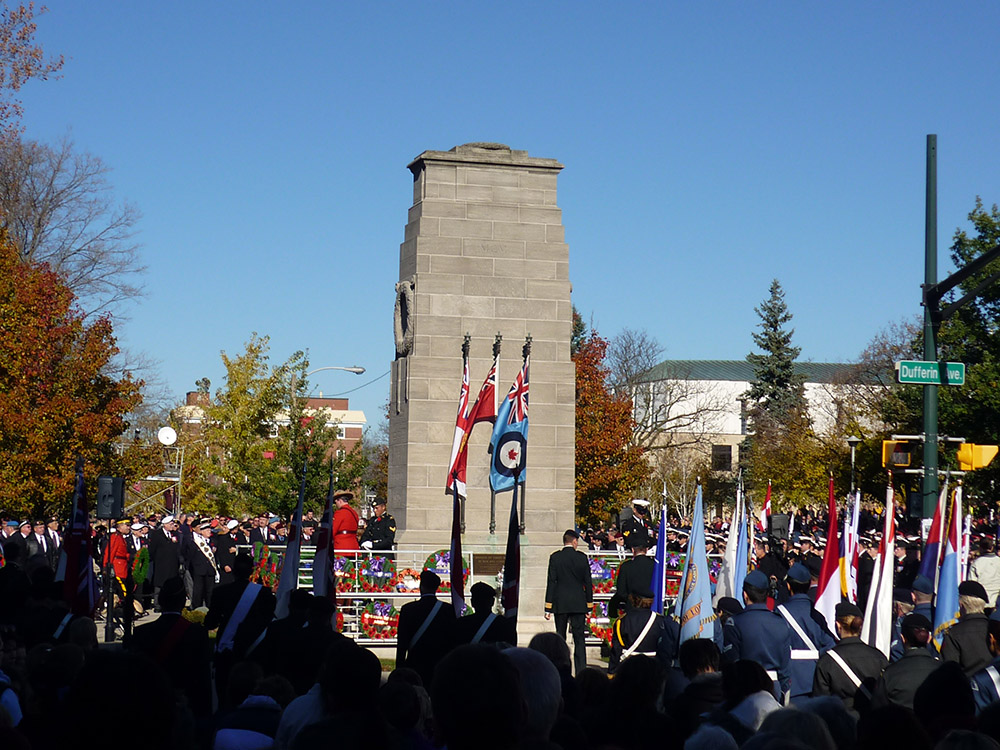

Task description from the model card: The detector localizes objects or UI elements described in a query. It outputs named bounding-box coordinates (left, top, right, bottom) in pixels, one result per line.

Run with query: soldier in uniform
left=941, top=580, right=992, bottom=676
left=911, top=574, right=935, bottom=624
left=776, top=563, right=835, bottom=701
left=544, top=529, right=594, bottom=676
left=359, top=498, right=396, bottom=551
left=872, top=613, right=939, bottom=710
left=213, top=519, right=240, bottom=585
left=609, top=535, right=654, bottom=617
left=454, top=582, right=516, bottom=646
left=331, top=491, right=360, bottom=553
left=722, top=569, right=792, bottom=699
left=609, top=593, right=667, bottom=674
left=396, top=570, right=457, bottom=685
left=971, top=610, right=1000, bottom=713
left=812, top=602, right=888, bottom=713
left=621, top=499, right=654, bottom=552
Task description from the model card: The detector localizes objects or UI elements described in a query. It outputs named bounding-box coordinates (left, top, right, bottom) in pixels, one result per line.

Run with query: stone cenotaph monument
left=389, top=143, right=575, bottom=635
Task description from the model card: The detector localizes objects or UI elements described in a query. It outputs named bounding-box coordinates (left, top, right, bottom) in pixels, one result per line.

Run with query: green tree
left=0, top=231, right=142, bottom=518
left=574, top=329, right=649, bottom=524
left=745, top=279, right=807, bottom=422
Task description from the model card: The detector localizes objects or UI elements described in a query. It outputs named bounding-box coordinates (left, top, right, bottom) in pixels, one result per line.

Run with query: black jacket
left=147, top=527, right=181, bottom=587
left=813, top=636, right=888, bottom=711
left=544, top=546, right=593, bottom=615
left=396, top=596, right=457, bottom=686
left=941, top=612, right=992, bottom=676
left=359, top=513, right=397, bottom=550
left=454, top=609, right=517, bottom=647
left=609, top=553, right=655, bottom=616
left=871, top=647, right=940, bottom=709
left=128, top=613, right=212, bottom=717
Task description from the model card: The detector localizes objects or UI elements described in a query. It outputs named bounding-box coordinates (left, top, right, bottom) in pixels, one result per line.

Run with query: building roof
left=639, top=359, right=854, bottom=384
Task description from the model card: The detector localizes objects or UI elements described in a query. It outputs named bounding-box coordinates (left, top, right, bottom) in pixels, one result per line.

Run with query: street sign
left=896, top=360, right=966, bottom=386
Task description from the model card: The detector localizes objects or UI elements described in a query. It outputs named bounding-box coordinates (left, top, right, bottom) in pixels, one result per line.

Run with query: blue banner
left=674, top=485, right=715, bottom=642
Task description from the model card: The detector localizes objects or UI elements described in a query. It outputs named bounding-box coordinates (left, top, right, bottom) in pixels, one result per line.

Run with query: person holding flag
left=674, top=485, right=716, bottom=645
left=814, top=476, right=843, bottom=634
left=777, top=563, right=835, bottom=701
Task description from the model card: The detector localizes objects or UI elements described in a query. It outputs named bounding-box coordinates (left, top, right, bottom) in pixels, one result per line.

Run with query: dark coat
left=359, top=513, right=396, bottom=550
left=454, top=610, right=517, bottom=647
left=941, top=612, right=992, bottom=676
left=777, top=593, right=836, bottom=698
left=185, top=535, right=217, bottom=576
left=147, top=527, right=181, bottom=587
left=609, top=606, right=665, bottom=673
left=722, top=602, right=792, bottom=698
left=813, top=636, right=888, bottom=711
left=213, top=532, right=238, bottom=585
left=204, top=578, right=276, bottom=658
left=395, top=596, right=457, bottom=685
left=609, top=553, right=655, bottom=616
left=544, top=546, right=593, bottom=615
left=128, top=613, right=212, bottom=717
left=871, top=647, right=940, bottom=710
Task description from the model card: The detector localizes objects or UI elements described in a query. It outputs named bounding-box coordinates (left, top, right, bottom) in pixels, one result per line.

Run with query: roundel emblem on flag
left=493, top=432, right=526, bottom=478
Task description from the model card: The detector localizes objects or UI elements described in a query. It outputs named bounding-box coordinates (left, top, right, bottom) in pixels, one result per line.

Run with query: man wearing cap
left=545, top=529, right=594, bottom=676
left=812, top=602, right=887, bottom=712
left=187, top=519, right=219, bottom=608
left=911, top=574, right=935, bottom=625
left=147, top=515, right=181, bottom=611
left=396, top=570, right=457, bottom=685
left=3, top=521, right=30, bottom=567
left=27, top=519, right=57, bottom=571
left=970, top=610, right=1000, bottom=713
left=776, top=562, right=836, bottom=701
left=359, top=498, right=396, bottom=552
left=214, top=520, right=240, bottom=585
left=970, top=537, right=1000, bottom=606
left=454, top=582, right=516, bottom=647
left=722, top=569, right=792, bottom=700
left=621, top=499, right=654, bottom=552
left=940, top=580, right=993, bottom=676
left=871, top=613, right=939, bottom=710
left=609, top=537, right=656, bottom=617
left=331, top=491, right=360, bottom=553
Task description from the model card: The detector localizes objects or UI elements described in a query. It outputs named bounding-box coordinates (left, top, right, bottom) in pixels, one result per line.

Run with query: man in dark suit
left=609, top=537, right=655, bottom=617
left=185, top=519, right=218, bottom=608
left=455, top=582, right=517, bottom=647
left=147, top=515, right=181, bottom=610
left=128, top=576, right=212, bottom=717
left=544, top=529, right=593, bottom=676
left=396, top=570, right=457, bottom=685
left=27, top=520, right=58, bottom=571
left=213, top=520, right=239, bottom=585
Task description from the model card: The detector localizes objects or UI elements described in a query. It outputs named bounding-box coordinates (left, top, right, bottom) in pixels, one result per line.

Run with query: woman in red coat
left=331, top=490, right=360, bottom=553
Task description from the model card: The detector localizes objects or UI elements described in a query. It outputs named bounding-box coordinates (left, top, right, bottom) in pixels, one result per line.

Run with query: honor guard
left=621, top=499, right=654, bottom=552
left=812, top=602, right=888, bottom=712
left=776, top=563, right=835, bottom=701
left=971, top=610, right=1000, bottom=714
left=360, top=498, right=396, bottom=551
left=722, top=569, right=792, bottom=700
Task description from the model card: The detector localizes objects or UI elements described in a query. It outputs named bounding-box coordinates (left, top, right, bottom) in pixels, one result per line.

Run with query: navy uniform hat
left=892, top=587, right=912, bottom=603
left=744, top=569, right=769, bottom=590
left=717, top=597, right=744, bottom=616
left=959, top=580, right=989, bottom=602
left=901, top=612, right=932, bottom=632
left=912, top=575, right=935, bottom=595
left=835, top=602, right=864, bottom=619
left=804, top=557, right=823, bottom=577
left=786, top=563, right=811, bottom=584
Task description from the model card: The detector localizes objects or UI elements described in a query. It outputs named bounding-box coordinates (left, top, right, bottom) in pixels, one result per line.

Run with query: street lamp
left=288, top=366, right=365, bottom=418
left=847, top=435, right=861, bottom=494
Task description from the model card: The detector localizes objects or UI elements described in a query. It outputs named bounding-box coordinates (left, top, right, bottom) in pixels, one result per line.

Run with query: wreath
left=359, top=554, right=397, bottom=593
left=335, top=609, right=345, bottom=633
left=132, top=547, right=150, bottom=585
left=395, top=568, right=422, bottom=593
left=423, top=550, right=469, bottom=593
left=251, top=542, right=282, bottom=590
left=333, top=555, right=356, bottom=593
left=587, top=600, right=613, bottom=645
left=590, top=557, right=615, bottom=594
left=360, top=600, right=399, bottom=639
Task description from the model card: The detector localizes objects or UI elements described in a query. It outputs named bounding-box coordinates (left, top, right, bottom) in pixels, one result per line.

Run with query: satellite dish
left=157, top=426, right=177, bottom=446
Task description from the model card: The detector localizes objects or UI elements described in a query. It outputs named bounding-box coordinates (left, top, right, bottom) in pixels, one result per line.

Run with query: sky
left=17, top=2, right=1000, bottom=432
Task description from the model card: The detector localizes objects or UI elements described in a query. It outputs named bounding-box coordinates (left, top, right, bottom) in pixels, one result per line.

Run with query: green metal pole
left=923, top=134, right=939, bottom=518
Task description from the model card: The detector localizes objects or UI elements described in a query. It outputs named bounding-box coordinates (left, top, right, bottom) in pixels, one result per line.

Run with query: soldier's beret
left=912, top=575, right=935, bottom=594
left=959, top=580, right=989, bottom=602
left=372, top=498, right=387, bottom=507
left=744, top=569, right=769, bottom=590
left=786, top=563, right=811, bottom=584
left=892, top=587, right=912, bottom=603
left=901, top=613, right=932, bottom=632
left=835, top=602, right=863, bottom=619
left=717, top=597, right=744, bottom=616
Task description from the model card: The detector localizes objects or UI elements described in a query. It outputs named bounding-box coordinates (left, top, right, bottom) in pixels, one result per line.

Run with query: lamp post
left=847, top=435, right=861, bottom=494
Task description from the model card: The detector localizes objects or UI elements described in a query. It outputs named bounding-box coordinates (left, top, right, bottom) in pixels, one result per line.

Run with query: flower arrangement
left=587, top=600, right=613, bottom=645
left=423, top=550, right=469, bottom=592
left=333, top=555, right=356, bottom=593
left=590, top=557, right=615, bottom=594
left=359, top=554, right=397, bottom=593
left=360, top=599, right=399, bottom=639
left=181, top=607, right=206, bottom=625
left=395, top=568, right=422, bottom=593
left=132, top=547, right=150, bottom=585
left=251, top=543, right=281, bottom=589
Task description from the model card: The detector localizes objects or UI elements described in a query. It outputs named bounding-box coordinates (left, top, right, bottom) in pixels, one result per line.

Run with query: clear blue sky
left=18, top=2, right=1000, bottom=430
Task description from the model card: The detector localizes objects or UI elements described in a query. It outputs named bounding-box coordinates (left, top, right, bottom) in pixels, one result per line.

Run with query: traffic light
left=882, top=440, right=911, bottom=468
left=957, top=444, right=999, bottom=471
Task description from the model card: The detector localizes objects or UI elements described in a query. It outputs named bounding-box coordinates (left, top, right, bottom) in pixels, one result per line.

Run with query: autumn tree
left=574, top=329, right=649, bottom=524
left=0, top=2, right=62, bottom=142
left=0, top=232, right=141, bottom=518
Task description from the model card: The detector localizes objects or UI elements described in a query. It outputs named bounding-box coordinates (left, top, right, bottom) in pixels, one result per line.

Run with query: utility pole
left=922, top=135, right=939, bottom=518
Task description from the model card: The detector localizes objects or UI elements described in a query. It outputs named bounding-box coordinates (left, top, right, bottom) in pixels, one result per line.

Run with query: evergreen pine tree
left=745, top=279, right=807, bottom=424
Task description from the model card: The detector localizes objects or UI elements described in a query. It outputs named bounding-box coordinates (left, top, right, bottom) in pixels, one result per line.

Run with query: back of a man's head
left=432, top=644, right=523, bottom=750
left=679, top=638, right=721, bottom=679
left=319, top=641, right=381, bottom=713
left=913, top=662, right=976, bottom=743
left=420, top=570, right=441, bottom=595
left=528, top=632, right=572, bottom=674
left=502, top=647, right=562, bottom=742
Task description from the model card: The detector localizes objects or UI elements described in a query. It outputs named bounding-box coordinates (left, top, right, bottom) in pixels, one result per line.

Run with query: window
left=712, top=444, right=732, bottom=472
left=337, top=449, right=346, bottom=460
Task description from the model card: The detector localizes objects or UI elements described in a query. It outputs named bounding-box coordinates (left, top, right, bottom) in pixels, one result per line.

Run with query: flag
left=714, top=484, right=744, bottom=605
left=652, top=503, right=668, bottom=613
left=449, top=483, right=465, bottom=616
left=934, top=485, right=962, bottom=648
left=55, top=458, right=98, bottom=617
left=275, top=460, right=307, bottom=618
left=757, top=481, right=771, bottom=532
left=840, top=491, right=860, bottom=603
left=815, top=476, right=842, bottom=634
left=468, top=348, right=499, bottom=427
left=489, top=354, right=529, bottom=493
left=862, top=480, right=896, bottom=657
left=734, top=495, right=749, bottom=596
left=674, top=485, right=715, bottom=642
left=918, top=479, right=949, bottom=585
left=501, top=490, right=520, bottom=622
left=446, top=354, right=472, bottom=498
left=312, top=465, right=336, bottom=599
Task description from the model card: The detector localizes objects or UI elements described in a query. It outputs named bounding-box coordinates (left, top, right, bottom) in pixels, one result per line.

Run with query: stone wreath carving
left=394, top=277, right=415, bottom=358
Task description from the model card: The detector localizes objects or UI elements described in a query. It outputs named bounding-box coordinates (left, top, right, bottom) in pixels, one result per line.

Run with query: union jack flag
left=506, top=357, right=529, bottom=425
left=55, top=458, right=98, bottom=617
